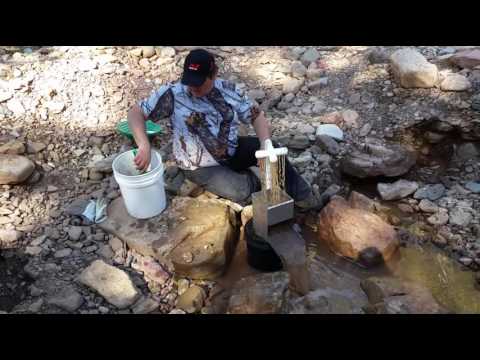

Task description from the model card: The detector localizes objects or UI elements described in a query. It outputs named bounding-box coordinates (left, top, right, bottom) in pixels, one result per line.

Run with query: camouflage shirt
left=138, top=79, right=258, bottom=170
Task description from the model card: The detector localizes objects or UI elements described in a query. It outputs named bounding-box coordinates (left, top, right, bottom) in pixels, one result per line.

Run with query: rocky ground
left=1, top=45, right=480, bottom=314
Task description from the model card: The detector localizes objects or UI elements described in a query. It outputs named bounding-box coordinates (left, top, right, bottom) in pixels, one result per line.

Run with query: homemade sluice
left=247, top=140, right=310, bottom=295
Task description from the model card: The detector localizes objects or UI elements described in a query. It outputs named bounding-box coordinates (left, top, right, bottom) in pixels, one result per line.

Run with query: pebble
left=414, top=184, right=446, bottom=201
left=418, top=199, right=439, bottom=213
left=68, top=226, right=83, bottom=241
left=427, top=211, right=449, bottom=226
left=54, top=248, right=72, bottom=258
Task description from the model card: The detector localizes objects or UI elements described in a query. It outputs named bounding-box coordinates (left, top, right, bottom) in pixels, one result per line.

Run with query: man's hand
left=134, top=142, right=151, bottom=171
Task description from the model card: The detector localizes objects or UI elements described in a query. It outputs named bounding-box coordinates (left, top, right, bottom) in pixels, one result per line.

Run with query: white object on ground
left=316, top=124, right=344, bottom=141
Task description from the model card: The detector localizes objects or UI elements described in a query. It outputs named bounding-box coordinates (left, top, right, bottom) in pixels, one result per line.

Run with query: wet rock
left=167, top=197, right=239, bottom=280
left=175, top=285, right=206, bottom=313
left=227, top=272, right=290, bottom=314
left=316, top=124, right=343, bottom=141
left=300, top=48, right=320, bottom=66
left=360, top=277, right=447, bottom=314
left=78, top=259, right=140, bottom=309
left=414, top=184, right=446, bottom=201
left=47, top=287, right=84, bottom=313
left=455, top=143, right=479, bottom=161
left=0, top=154, right=35, bottom=184
left=427, top=210, right=449, bottom=226
left=0, top=140, right=25, bottom=155
left=465, top=181, right=480, bottom=193
left=288, top=134, right=310, bottom=150
left=450, top=49, right=480, bottom=69
left=449, top=207, right=473, bottom=227
left=440, top=74, right=471, bottom=91
left=315, top=135, right=340, bottom=155
left=390, top=48, right=438, bottom=88
left=132, top=296, right=160, bottom=314
left=340, top=139, right=416, bottom=178
left=318, top=196, right=399, bottom=267
left=0, top=229, right=22, bottom=247
left=377, top=180, right=419, bottom=201
left=418, top=199, right=439, bottom=213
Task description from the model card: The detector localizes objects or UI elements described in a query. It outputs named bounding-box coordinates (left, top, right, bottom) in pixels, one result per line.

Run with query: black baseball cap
left=181, top=49, right=215, bottom=87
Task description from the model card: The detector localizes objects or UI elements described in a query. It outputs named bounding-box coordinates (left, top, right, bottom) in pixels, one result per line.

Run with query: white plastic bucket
left=112, top=149, right=166, bottom=219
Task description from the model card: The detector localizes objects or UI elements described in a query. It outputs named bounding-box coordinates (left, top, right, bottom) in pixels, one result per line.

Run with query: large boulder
left=360, top=277, right=447, bottom=314
left=390, top=48, right=438, bottom=88
left=227, top=272, right=290, bottom=314
left=440, top=74, right=471, bottom=91
left=0, top=154, right=35, bottom=184
left=449, top=49, right=480, bottom=69
left=0, top=140, right=25, bottom=155
left=99, top=196, right=239, bottom=280
left=166, top=197, right=239, bottom=280
left=317, top=196, right=399, bottom=267
left=77, top=260, right=140, bottom=309
left=340, top=138, right=416, bottom=178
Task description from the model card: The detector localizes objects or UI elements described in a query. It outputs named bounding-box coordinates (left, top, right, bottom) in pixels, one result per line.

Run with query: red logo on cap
left=189, top=64, right=200, bottom=71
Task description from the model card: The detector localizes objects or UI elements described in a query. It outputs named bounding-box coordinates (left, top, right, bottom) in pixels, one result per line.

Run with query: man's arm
left=251, top=109, right=271, bottom=148
left=127, top=104, right=151, bottom=171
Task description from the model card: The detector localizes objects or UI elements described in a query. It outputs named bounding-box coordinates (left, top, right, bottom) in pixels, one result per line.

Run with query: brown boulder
left=450, top=49, right=480, bottom=69
left=227, top=272, right=290, bottom=314
left=318, top=196, right=399, bottom=267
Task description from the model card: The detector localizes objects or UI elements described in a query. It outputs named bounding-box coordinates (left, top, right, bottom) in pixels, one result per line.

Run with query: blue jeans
left=183, top=137, right=311, bottom=205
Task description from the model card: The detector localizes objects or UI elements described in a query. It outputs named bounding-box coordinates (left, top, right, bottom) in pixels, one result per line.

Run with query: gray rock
left=0, top=140, right=25, bottom=155
left=456, top=143, right=479, bottom=161
left=65, top=199, right=90, bottom=216
left=300, top=48, right=320, bottom=66
left=247, top=89, right=266, bottom=101
left=316, top=124, right=343, bottom=141
left=97, top=244, right=114, bottom=259
left=290, top=151, right=313, bottom=168
left=414, top=184, right=446, bottom=201
left=427, top=210, right=449, bottom=226
left=48, top=287, right=84, bottom=312
left=68, top=226, right=83, bottom=241
left=307, top=77, right=329, bottom=90
left=28, top=298, right=44, bottom=313
left=312, top=100, right=326, bottom=114
left=341, top=139, right=416, bottom=178
left=377, top=180, right=419, bottom=201
left=54, top=248, right=72, bottom=258
left=92, top=154, right=116, bottom=173
left=160, top=47, right=176, bottom=58
left=132, top=296, right=160, bottom=314
left=296, top=123, right=315, bottom=135
left=25, top=246, right=42, bottom=256
left=288, top=135, right=310, bottom=150
left=472, top=93, right=480, bottom=111
left=78, top=260, right=140, bottom=309
left=459, top=257, right=473, bottom=267
left=390, top=48, right=438, bottom=88
left=359, top=123, right=372, bottom=137
left=449, top=49, right=480, bottom=69
left=315, top=135, right=340, bottom=155
left=465, top=181, right=480, bottom=193
left=418, top=199, right=439, bottom=213
left=368, top=48, right=390, bottom=64
left=290, top=61, right=307, bottom=77
left=0, top=154, right=35, bottom=184
left=449, top=207, right=473, bottom=227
